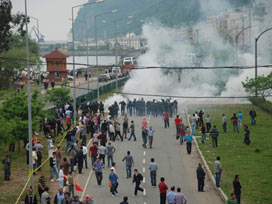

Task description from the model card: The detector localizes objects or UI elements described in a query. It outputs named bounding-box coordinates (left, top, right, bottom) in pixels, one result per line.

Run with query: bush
left=249, top=97, right=272, bottom=114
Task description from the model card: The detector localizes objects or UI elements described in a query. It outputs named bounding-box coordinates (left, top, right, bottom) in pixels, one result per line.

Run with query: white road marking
left=143, top=167, right=145, bottom=173
left=143, top=177, right=146, bottom=183
left=143, top=188, right=146, bottom=195
left=144, top=202, right=147, bottom=204
left=143, top=151, right=146, bottom=156
left=143, top=158, right=146, bottom=164
left=80, top=169, right=93, bottom=201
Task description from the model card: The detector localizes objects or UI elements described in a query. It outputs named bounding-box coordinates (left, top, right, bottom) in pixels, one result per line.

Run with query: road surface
left=75, top=110, right=224, bottom=204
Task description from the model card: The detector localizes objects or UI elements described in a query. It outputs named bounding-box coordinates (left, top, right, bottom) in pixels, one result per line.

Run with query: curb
left=184, top=106, right=228, bottom=203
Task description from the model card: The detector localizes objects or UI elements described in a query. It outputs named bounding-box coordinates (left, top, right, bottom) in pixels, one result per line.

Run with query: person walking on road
left=120, top=196, right=129, bottom=204
left=122, top=118, right=129, bottom=139
left=191, top=114, right=197, bottom=136
left=226, top=193, right=238, bottom=204
left=174, top=187, right=187, bottom=204
left=2, top=155, right=11, bottom=181
left=233, top=175, right=242, bottom=204
left=185, top=132, right=193, bottom=154
left=109, top=168, right=119, bottom=196
left=93, top=157, right=104, bottom=185
left=82, top=144, right=88, bottom=169
left=214, top=156, right=223, bottom=188
left=132, top=169, right=144, bottom=196
left=147, top=126, right=155, bottom=149
left=163, top=111, right=170, bottom=128
left=210, top=125, right=219, bottom=148
left=58, top=166, right=64, bottom=188
left=142, top=118, right=147, bottom=129
left=106, top=142, right=116, bottom=168
left=89, top=143, right=98, bottom=165
left=158, top=177, right=168, bottom=204
left=196, top=163, right=206, bottom=192
left=128, top=121, right=136, bottom=141
left=149, top=158, right=158, bottom=187
left=76, top=146, right=84, bottom=174
left=166, top=186, right=176, bottom=204
left=98, top=144, right=107, bottom=165
left=122, top=151, right=134, bottom=178
left=174, top=115, right=181, bottom=136
left=142, top=127, right=148, bottom=148
left=177, top=124, right=185, bottom=144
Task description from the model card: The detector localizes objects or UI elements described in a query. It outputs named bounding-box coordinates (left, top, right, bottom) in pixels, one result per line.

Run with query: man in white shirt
left=82, top=145, right=88, bottom=169
left=59, top=166, right=64, bottom=188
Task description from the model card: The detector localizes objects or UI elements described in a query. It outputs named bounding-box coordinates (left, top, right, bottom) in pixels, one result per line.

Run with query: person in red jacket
left=174, top=115, right=182, bottom=136
left=163, top=111, right=170, bottom=128
left=158, top=177, right=168, bottom=204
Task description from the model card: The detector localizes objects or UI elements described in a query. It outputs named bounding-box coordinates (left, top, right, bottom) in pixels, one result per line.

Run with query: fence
left=76, top=77, right=128, bottom=105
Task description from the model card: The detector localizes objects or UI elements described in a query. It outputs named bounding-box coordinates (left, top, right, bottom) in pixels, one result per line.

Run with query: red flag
left=74, top=179, right=83, bottom=192
left=25, top=74, right=28, bottom=85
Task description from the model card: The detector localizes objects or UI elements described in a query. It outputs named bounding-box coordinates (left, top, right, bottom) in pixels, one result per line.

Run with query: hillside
left=73, top=0, right=252, bottom=41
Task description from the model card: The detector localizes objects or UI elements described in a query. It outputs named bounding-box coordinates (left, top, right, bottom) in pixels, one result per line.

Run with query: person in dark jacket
left=76, top=146, right=84, bottom=174
left=196, top=163, right=206, bottom=192
left=25, top=188, right=37, bottom=204
left=132, top=169, right=144, bottom=196
left=233, top=175, right=242, bottom=204
left=243, top=125, right=250, bottom=145
left=249, top=108, right=257, bottom=125
left=210, top=125, right=219, bottom=147
left=2, top=155, right=11, bottom=181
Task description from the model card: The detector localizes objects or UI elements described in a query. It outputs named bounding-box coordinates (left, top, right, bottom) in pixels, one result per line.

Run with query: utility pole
left=24, top=0, right=33, bottom=188
left=114, top=21, right=118, bottom=91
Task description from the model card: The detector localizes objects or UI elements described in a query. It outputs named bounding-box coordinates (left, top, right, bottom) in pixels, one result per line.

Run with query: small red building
left=43, top=48, right=69, bottom=82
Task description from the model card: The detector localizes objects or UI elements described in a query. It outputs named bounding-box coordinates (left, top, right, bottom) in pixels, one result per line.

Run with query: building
left=108, top=33, right=141, bottom=50
left=43, top=48, right=69, bottom=82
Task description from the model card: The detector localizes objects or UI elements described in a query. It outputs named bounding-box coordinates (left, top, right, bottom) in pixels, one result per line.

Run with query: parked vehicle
left=98, top=74, right=108, bottom=82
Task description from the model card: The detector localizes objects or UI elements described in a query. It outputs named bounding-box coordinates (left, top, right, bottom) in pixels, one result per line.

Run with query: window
left=54, top=72, right=60, bottom=78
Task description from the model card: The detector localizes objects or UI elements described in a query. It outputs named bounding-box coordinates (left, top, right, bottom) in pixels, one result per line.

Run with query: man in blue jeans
left=214, top=156, right=223, bottom=187
left=93, top=157, right=104, bottom=185
left=191, top=114, right=197, bottom=135
left=122, top=151, right=134, bottom=178
left=49, top=152, right=59, bottom=181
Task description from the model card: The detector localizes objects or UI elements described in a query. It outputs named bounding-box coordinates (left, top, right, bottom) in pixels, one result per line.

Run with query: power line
left=1, top=56, right=272, bottom=70
left=59, top=83, right=262, bottom=99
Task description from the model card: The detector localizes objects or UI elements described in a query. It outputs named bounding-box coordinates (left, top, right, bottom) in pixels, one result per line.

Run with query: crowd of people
left=2, top=95, right=258, bottom=204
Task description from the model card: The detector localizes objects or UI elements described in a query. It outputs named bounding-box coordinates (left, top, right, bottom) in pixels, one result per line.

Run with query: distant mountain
left=73, top=0, right=252, bottom=41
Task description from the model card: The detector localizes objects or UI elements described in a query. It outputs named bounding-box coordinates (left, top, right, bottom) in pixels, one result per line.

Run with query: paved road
left=75, top=110, right=223, bottom=204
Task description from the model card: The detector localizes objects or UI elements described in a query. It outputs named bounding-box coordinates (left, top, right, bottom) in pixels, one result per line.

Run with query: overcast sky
left=12, top=0, right=88, bottom=41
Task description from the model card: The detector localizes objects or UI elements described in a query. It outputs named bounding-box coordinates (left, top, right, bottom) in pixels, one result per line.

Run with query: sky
left=12, top=0, right=88, bottom=41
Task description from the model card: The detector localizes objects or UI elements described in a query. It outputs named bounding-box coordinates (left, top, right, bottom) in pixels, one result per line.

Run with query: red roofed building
left=43, top=48, right=69, bottom=82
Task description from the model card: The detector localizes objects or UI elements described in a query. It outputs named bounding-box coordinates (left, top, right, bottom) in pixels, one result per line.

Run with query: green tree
left=0, top=90, right=45, bottom=149
left=46, top=88, right=71, bottom=107
left=242, top=72, right=272, bottom=99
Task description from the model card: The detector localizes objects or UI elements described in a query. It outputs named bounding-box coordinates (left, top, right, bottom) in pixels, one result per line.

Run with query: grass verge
left=188, top=104, right=272, bottom=204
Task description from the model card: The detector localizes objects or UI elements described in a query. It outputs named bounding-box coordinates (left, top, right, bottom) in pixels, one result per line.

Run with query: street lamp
left=255, top=27, right=272, bottom=96
left=29, top=16, right=42, bottom=91
left=24, top=0, right=33, bottom=188
left=72, top=19, right=90, bottom=96
left=95, top=9, right=118, bottom=99
left=113, top=16, right=133, bottom=91
left=72, top=0, right=104, bottom=123
left=235, top=25, right=254, bottom=64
